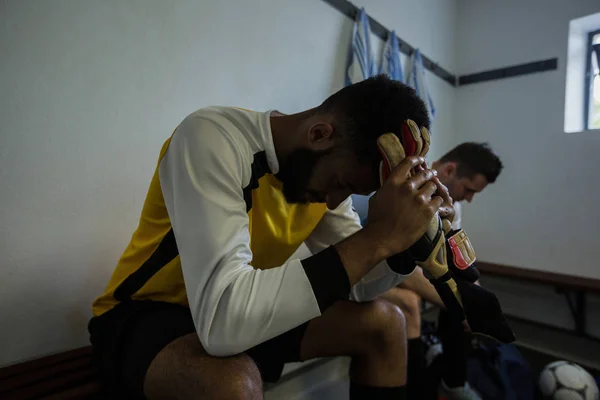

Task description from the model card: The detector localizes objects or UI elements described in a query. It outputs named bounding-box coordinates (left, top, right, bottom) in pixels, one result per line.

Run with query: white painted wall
left=455, top=0, right=600, bottom=338
left=455, top=0, right=600, bottom=280
left=0, top=0, right=457, bottom=366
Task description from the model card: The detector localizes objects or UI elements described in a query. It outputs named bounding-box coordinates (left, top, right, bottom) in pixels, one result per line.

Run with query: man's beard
left=276, top=148, right=331, bottom=204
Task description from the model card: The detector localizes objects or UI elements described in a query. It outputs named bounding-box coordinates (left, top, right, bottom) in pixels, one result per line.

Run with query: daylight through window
left=586, top=30, right=600, bottom=129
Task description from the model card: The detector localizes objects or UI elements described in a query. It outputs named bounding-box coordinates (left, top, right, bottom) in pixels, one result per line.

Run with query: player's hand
left=365, top=156, right=443, bottom=258
left=434, top=177, right=455, bottom=223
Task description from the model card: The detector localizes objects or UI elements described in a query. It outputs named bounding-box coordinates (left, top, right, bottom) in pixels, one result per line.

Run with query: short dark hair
left=439, top=142, right=503, bottom=183
left=317, top=74, right=430, bottom=165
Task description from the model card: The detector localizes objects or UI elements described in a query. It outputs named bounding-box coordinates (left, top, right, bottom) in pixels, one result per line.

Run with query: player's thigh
left=90, top=301, right=262, bottom=400
left=144, top=332, right=262, bottom=400
left=299, top=299, right=407, bottom=360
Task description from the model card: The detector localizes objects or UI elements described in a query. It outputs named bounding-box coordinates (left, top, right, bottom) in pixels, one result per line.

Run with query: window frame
left=584, top=29, right=600, bottom=130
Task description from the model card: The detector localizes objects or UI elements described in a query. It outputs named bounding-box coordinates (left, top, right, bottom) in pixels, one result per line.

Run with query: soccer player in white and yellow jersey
left=89, top=75, right=449, bottom=400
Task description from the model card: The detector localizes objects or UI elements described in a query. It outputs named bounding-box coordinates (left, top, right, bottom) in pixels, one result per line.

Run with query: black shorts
left=88, top=301, right=309, bottom=399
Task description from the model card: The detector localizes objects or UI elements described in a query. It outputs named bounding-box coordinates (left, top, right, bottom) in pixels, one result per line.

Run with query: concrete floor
left=508, top=317, right=600, bottom=373
left=264, top=358, right=350, bottom=400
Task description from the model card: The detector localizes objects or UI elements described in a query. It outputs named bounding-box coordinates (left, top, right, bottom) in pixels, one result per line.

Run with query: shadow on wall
left=480, top=275, right=600, bottom=340
left=0, top=244, right=116, bottom=367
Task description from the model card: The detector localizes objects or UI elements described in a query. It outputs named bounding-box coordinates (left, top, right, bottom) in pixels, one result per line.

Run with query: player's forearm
left=335, top=228, right=392, bottom=286
left=197, top=247, right=355, bottom=356
left=399, top=266, right=445, bottom=308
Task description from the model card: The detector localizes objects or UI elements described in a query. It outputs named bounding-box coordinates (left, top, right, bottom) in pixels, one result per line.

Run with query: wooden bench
left=477, top=261, right=600, bottom=338
left=0, top=346, right=102, bottom=400
left=0, top=345, right=330, bottom=400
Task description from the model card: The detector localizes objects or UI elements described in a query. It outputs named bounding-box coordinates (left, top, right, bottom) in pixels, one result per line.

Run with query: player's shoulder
left=175, top=106, right=262, bottom=154
left=171, top=107, right=272, bottom=184
left=187, top=106, right=262, bottom=126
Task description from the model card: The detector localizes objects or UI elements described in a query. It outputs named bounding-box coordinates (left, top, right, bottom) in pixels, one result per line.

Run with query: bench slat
left=0, top=357, right=94, bottom=394
left=477, top=261, right=600, bottom=292
left=2, top=369, right=97, bottom=400
left=0, top=347, right=92, bottom=380
left=40, top=381, right=103, bottom=400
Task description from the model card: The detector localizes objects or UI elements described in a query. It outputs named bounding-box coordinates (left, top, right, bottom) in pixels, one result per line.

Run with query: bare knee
left=396, top=289, right=422, bottom=339
left=213, top=360, right=263, bottom=400
left=144, top=333, right=262, bottom=400
left=400, top=290, right=421, bottom=320
left=357, top=299, right=406, bottom=355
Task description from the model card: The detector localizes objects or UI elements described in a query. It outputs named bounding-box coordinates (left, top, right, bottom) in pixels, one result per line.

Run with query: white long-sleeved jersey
left=92, top=107, right=413, bottom=356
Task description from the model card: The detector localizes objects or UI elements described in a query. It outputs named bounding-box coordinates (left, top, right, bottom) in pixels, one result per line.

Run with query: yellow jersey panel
left=249, top=174, right=327, bottom=269
left=93, top=140, right=327, bottom=316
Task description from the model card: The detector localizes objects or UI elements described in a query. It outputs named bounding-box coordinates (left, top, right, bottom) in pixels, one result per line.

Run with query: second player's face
left=444, top=173, right=488, bottom=203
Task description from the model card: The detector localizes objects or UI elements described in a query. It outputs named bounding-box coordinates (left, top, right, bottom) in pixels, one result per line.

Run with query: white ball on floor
left=539, top=361, right=599, bottom=400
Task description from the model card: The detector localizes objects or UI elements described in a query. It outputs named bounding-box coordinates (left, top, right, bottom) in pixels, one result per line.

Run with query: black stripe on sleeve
left=114, top=229, right=179, bottom=302
left=386, top=251, right=417, bottom=275
left=243, top=152, right=270, bottom=212
left=301, top=246, right=351, bottom=312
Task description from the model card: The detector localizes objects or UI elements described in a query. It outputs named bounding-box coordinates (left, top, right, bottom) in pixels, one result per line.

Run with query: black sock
left=407, top=338, right=426, bottom=398
left=438, top=310, right=468, bottom=388
left=350, top=383, right=406, bottom=400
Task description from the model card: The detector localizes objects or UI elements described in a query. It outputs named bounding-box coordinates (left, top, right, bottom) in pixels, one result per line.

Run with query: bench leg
left=559, top=288, right=587, bottom=336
